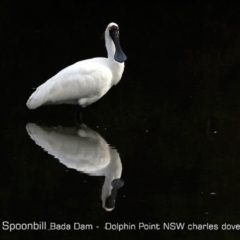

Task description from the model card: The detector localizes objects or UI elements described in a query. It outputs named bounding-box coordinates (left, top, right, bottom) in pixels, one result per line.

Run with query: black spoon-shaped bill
left=105, top=179, right=124, bottom=211
left=109, top=26, right=127, bottom=63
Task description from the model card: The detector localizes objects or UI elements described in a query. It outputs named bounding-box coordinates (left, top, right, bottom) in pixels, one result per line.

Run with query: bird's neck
left=105, top=36, right=115, bottom=60
left=105, top=34, right=125, bottom=85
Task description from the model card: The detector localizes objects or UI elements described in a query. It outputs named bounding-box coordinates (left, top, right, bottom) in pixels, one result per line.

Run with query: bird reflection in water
left=26, top=123, right=124, bottom=211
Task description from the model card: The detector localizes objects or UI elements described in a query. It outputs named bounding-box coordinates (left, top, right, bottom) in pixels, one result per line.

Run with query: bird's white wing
left=26, top=123, right=111, bottom=172
left=27, top=58, right=112, bottom=109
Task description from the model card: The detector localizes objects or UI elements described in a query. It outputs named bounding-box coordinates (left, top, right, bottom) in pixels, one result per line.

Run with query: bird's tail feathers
left=26, top=86, right=48, bottom=109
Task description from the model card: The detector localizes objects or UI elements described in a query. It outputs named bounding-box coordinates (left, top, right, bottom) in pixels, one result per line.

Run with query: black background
left=1, top=1, right=240, bottom=239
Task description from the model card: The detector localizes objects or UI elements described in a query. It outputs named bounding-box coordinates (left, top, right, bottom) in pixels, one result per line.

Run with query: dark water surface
left=1, top=1, right=240, bottom=239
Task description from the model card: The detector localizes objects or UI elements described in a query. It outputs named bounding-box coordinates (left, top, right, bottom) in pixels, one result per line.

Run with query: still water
left=26, top=122, right=124, bottom=212
left=1, top=1, right=240, bottom=239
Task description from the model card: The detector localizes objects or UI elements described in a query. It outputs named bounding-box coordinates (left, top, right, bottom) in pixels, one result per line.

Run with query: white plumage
left=26, top=22, right=127, bottom=109
left=26, top=123, right=123, bottom=211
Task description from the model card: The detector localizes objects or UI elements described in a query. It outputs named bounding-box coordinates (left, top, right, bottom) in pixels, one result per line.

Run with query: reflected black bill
left=105, top=179, right=124, bottom=209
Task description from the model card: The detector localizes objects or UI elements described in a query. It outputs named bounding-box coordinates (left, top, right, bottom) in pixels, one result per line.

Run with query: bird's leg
left=74, top=105, right=83, bottom=124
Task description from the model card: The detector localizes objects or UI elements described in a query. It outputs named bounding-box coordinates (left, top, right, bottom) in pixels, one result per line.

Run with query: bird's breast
left=110, top=62, right=125, bottom=86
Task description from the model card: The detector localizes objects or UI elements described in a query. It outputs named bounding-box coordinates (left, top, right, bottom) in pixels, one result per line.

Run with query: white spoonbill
left=26, top=22, right=127, bottom=109
left=26, top=123, right=124, bottom=211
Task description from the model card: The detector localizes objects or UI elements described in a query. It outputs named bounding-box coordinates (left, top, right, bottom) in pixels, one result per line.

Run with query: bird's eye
left=109, top=27, right=112, bottom=31
left=117, top=27, right=119, bottom=30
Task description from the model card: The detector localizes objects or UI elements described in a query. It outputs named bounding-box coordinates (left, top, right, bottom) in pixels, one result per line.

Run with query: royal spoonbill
left=26, top=22, right=127, bottom=109
left=26, top=123, right=124, bottom=211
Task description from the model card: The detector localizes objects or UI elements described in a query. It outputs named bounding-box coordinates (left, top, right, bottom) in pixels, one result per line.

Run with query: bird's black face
left=109, top=25, right=127, bottom=63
